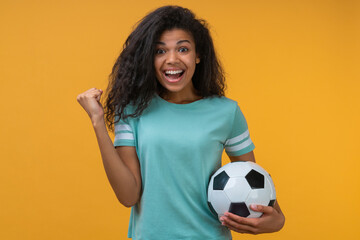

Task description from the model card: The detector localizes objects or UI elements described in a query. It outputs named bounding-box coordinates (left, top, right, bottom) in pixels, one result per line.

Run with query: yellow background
left=1, top=0, right=359, bottom=239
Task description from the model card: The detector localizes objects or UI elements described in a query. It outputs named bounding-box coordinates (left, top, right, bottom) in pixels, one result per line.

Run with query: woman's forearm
left=92, top=119, right=140, bottom=207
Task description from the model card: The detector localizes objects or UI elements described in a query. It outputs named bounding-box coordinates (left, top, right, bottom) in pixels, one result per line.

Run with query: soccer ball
left=207, top=161, right=276, bottom=220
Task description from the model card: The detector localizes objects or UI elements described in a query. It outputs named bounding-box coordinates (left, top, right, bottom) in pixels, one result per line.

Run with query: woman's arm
left=77, top=88, right=141, bottom=208
left=220, top=151, right=285, bottom=234
left=93, top=119, right=142, bottom=207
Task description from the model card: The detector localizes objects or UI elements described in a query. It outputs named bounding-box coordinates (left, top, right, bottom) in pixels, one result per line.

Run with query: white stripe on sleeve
left=225, top=138, right=253, bottom=153
left=225, top=130, right=249, bottom=146
left=115, top=123, right=133, bottom=132
left=114, top=132, right=134, bottom=141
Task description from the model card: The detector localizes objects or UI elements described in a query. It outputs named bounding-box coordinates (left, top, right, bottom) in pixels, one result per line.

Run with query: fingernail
left=251, top=204, right=258, bottom=210
left=224, top=212, right=229, bottom=216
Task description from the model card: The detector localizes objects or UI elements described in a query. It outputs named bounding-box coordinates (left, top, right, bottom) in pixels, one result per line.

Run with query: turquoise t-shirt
left=113, top=94, right=255, bottom=240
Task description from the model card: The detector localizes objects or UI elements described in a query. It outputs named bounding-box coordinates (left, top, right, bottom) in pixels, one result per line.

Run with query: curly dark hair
left=102, top=5, right=227, bottom=132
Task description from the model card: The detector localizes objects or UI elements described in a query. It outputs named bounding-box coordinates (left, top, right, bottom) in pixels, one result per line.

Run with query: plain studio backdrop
left=0, top=0, right=359, bottom=239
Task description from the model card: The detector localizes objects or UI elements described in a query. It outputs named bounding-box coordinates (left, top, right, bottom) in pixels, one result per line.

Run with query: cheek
left=154, top=57, right=161, bottom=69
left=186, top=60, right=197, bottom=72
left=155, top=72, right=163, bottom=83
left=187, top=56, right=197, bottom=68
left=154, top=63, right=162, bottom=76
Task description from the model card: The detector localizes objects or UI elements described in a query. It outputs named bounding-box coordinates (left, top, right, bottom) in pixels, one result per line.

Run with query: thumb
left=250, top=204, right=273, bottom=214
left=96, top=89, right=103, bottom=102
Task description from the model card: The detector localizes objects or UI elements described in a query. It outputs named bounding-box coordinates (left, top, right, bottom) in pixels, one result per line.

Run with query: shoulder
left=207, top=95, right=237, bottom=104
left=205, top=95, right=239, bottom=111
left=114, top=102, right=138, bottom=123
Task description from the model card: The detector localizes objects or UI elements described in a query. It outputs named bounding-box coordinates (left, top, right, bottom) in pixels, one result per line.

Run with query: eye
left=156, top=49, right=165, bottom=54
left=179, top=47, right=188, bottom=53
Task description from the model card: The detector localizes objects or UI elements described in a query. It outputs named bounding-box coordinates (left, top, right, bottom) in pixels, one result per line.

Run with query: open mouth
left=163, top=70, right=185, bottom=83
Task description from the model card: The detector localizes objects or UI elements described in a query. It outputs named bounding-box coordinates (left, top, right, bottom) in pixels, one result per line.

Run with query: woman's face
left=154, top=28, right=200, bottom=98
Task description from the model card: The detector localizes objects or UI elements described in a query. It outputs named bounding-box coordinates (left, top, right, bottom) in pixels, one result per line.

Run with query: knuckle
left=252, top=221, right=259, bottom=228
left=234, top=217, right=242, bottom=223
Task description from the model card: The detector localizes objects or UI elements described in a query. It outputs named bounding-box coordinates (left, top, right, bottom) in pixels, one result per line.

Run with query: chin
left=161, top=85, right=185, bottom=93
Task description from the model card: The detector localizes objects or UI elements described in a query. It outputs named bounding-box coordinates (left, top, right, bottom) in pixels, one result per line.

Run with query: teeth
left=165, top=70, right=183, bottom=75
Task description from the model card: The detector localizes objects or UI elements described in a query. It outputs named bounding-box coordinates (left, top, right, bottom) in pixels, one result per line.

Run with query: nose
left=166, top=50, right=179, bottom=64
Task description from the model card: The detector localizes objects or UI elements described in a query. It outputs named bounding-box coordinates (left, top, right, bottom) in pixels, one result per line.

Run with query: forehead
left=156, top=29, right=195, bottom=44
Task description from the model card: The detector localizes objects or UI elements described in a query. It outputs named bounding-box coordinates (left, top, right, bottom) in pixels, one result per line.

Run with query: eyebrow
left=155, top=40, right=191, bottom=45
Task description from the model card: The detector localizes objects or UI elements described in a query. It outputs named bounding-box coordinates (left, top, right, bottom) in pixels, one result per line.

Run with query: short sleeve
left=113, top=114, right=136, bottom=147
left=224, top=104, right=255, bottom=156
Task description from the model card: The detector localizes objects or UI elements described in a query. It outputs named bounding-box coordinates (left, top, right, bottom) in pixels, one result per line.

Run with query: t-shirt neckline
left=154, top=93, right=207, bottom=109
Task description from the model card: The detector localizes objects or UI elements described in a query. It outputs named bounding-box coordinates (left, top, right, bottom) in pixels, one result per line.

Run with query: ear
left=196, top=55, right=200, bottom=64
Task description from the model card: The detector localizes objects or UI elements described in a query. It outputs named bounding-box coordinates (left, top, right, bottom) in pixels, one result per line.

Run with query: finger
left=87, top=88, right=99, bottom=94
left=250, top=204, right=274, bottom=214
left=225, top=224, right=251, bottom=234
left=222, top=217, right=258, bottom=234
left=222, top=214, right=258, bottom=233
left=95, top=89, right=102, bottom=101
left=224, top=212, right=259, bottom=228
left=88, top=89, right=102, bottom=98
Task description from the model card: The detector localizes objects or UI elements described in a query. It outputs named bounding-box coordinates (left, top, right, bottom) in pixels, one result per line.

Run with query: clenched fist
left=77, top=88, right=104, bottom=124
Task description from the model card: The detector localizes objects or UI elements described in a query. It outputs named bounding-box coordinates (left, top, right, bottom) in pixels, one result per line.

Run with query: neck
left=160, top=90, right=203, bottom=104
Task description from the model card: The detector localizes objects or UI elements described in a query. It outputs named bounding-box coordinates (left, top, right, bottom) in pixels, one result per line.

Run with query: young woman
left=77, top=5, right=285, bottom=239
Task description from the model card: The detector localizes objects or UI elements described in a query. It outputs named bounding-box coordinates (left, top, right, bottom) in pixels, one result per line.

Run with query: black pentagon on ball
left=213, top=171, right=229, bottom=190
left=268, top=199, right=276, bottom=207
left=229, top=202, right=250, bottom=218
left=245, top=169, right=265, bottom=189
left=207, top=201, right=217, bottom=216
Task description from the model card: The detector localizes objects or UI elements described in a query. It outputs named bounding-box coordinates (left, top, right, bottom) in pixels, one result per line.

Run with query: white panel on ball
left=207, top=176, right=214, bottom=202
left=224, top=162, right=253, bottom=177
left=245, top=188, right=271, bottom=218
left=209, top=191, right=231, bottom=217
left=266, top=175, right=276, bottom=200
left=224, top=177, right=251, bottom=202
